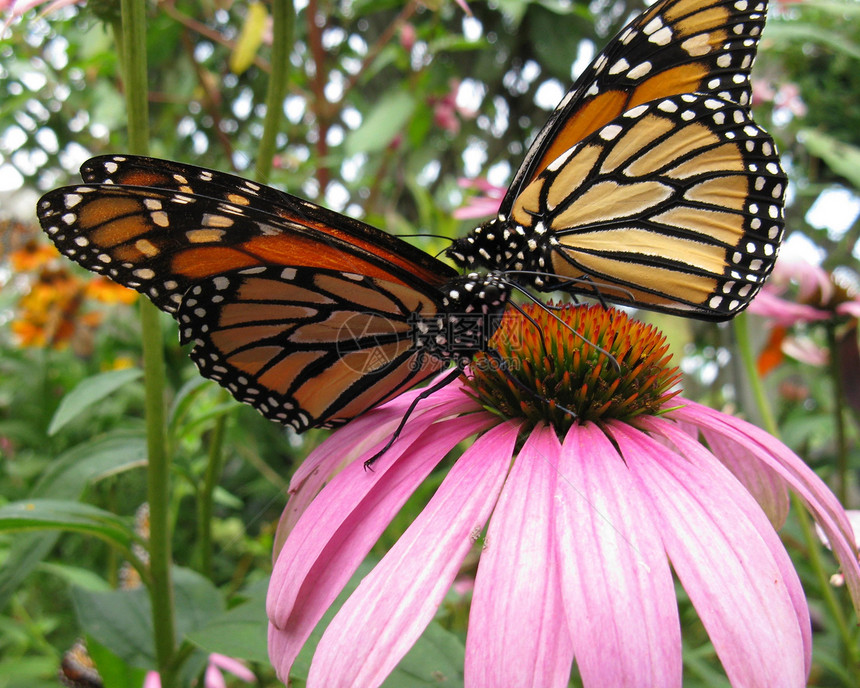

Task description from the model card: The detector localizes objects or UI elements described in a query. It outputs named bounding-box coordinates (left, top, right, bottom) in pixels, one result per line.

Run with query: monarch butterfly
left=36, top=0, right=784, bottom=436
left=447, top=0, right=786, bottom=320
left=37, top=155, right=509, bottom=433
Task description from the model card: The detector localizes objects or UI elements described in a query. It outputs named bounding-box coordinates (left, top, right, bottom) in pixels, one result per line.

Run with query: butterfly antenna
left=363, top=365, right=464, bottom=470
left=500, top=277, right=621, bottom=373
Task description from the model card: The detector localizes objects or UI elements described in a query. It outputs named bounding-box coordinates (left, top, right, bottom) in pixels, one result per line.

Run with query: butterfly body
left=447, top=0, right=785, bottom=320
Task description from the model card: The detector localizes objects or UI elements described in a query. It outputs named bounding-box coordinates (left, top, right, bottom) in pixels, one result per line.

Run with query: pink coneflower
left=267, top=303, right=860, bottom=687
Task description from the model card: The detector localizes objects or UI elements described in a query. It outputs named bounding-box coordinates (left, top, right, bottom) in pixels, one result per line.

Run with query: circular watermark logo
left=334, top=311, right=405, bottom=374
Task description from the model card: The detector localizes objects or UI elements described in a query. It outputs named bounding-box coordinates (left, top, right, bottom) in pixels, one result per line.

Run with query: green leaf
left=230, top=2, right=269, bottom=75
left=48, top=368, right=144, bottom=436
left=34, top=430, right=148, bottom=498
left=71, top=587, right=156, bottom=668
left=187, top=579, right=269, bottom=663
left=71, top=567, right=225, bottom=668
left=345, top=90, right=416, bottom=156
left=0, top=499, right=134, bottom=552
left=0, top=431, right=146, bottom=610
left=0, top=655, right=58, bottom=686
left=381, top=622, right=465, bottom=688
left=799, top=129, right=860, bottom=188
left=86, top=635, right=150, bottom=688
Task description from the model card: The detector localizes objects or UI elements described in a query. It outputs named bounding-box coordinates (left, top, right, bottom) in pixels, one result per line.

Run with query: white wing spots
left=546, top=146, right=576, bottom=172
left=104, top=161, right=119, bottom=174
left=716, top=54, right=732, bottom=69
left=555, top=89, right=575, bottom=112
left=735, top=0, right=749, bottom=10
left=65, top=194, right=83, bottom=208
left=151, top=211, right=170, bottom=227
left=202, top=213, right=235, bottom=228
left=187, top=228, right=226, bottom=243
left=144, top=199, right=163, bottom=211
left=623, top=104, right=649, bottom=119
left=626, top=61, right=652, bottom=79
left=599, top=124, right=623, bottom=141
left=643, top=17, right=664, bottom=35
left=133, top=268, right=156, bottom=280
left=657, top=99, right=679, bottom=113
left=681, top=109, right=696, bottom=122
left=608, top=58, right=630, bottom=76
left=619, top=27, right=636, bottom=45
left=135, top=239, right=159, bottom=257
left=649, top=26, right=673, bottom=46
left=280, top=267, right=297, bottom=280
left=681, top=34, right=712, bottom=57
left=705, top=99, right=725, bottom=110
left=213, top=276, right=231, bottom=290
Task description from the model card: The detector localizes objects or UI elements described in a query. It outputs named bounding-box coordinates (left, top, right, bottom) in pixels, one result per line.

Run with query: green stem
left=255, top=0, right=294, bottom=183
left=825, top=322, right=849, bottom=506
left=118, top=0, right=178, bottom=685
left=197, top=403, right=228, bottom=578
left=734, top=313, right=860, bottom=676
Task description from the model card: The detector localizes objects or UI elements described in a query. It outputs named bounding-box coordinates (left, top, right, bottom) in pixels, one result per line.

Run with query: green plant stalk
left=118, top=0, right=178, bottom=685
left=255, top=0, right=294, bottom=183
left=825, top=322, right=849, bottom=505
left=197, top=403, right=228, bottom=578
left=734, top=313, right=860, bottom=674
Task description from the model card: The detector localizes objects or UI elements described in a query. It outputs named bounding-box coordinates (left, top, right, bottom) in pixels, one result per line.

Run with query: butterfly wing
left=37, top=157, right=463, bottom=429
left=511, top=93, right=785, bottom=319
left=502, top=0, right=771, bottom=216
left=177, top=266, right=447, bottom=431
left=37, top=158, right=456, bottom=313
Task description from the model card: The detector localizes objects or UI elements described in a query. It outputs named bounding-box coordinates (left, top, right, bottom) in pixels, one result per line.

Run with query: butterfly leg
left=363, top=365, right=465, bottom=470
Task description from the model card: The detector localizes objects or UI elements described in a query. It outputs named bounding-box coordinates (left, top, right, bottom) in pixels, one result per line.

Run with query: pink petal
left=555, top=422, right=681, bottom=687
left=208, top=653, right=256, bottom=682
left=747, top=289, right=828, bottom=324
left=143, top=672, right=161, bottom=688
left=275, top=382, right=480, bottom=550
left=268, top=410, right=495, bottom=680
left=614, top=420, right=809, bottom=686
left=203, top=664, right=226, bottom=688
left=465, top=424, right=573, bottom=687
left=306, top=421, right=521, bottom=688
left=697, top=428, right=790, bottom=529
left=672, top=401, right=860, bottom=610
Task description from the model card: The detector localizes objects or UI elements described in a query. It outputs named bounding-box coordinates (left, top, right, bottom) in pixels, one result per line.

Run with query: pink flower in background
left=144, top=654, right=255, bottom=688
left=749, top=257, right=860, bottom=375
left=453, top=177, right=505, bottom=219
left=266, top=304, right=860, bottom=688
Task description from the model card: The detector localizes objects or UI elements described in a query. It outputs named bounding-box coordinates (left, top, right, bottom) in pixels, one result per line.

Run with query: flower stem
left=255, top=0, right=294, bottom=184
left=734, top=313, right=860, bottom=676
left=118, top=0, right=178, bottom=685
left=825, top=322, right=849, bottom=506
left=197, top=402, right=228, bottom=578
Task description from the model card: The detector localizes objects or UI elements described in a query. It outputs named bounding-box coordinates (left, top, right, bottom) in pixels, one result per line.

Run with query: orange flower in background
left=7, top=238, right=59, bottom=271
left=6, top=239, right=137, bottom=352
left=85, top=276, right=138, bottom=305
